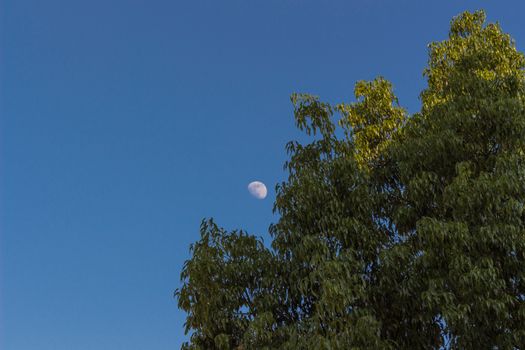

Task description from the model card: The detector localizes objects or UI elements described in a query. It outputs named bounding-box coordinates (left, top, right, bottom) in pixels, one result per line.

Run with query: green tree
left=176, top=11, right=525, bottom=349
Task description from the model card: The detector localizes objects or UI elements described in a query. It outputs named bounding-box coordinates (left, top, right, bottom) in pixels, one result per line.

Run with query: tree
left=176, top=11, right=525, bottom=349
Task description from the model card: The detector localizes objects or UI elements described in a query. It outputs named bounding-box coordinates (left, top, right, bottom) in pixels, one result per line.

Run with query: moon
left=248, top=181, right=267, bottom=199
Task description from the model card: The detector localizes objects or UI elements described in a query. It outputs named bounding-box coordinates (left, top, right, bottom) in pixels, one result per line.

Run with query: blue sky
left=2, top=0, right=525, bottom=348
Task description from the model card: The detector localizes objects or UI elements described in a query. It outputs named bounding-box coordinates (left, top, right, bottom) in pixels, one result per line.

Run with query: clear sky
left=2, top=0, right=525, bottom=348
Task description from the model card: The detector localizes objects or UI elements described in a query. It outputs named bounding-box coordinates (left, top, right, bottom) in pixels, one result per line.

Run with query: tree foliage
left=176, top=11, right=525, bottom=349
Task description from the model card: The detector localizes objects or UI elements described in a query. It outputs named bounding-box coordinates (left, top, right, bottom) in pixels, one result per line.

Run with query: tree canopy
left=176, top=11, right=525, bottom=349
